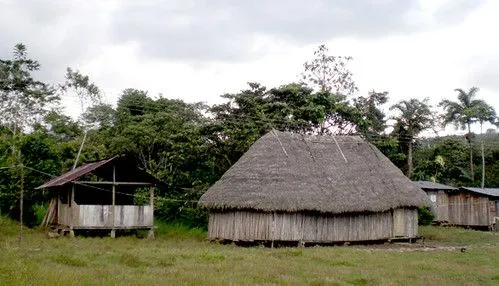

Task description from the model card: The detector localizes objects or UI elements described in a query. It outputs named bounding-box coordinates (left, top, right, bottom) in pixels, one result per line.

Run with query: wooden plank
left=392, top=209, right=406, bottom=237
left=149, top=186, right=154, bottom=223
left=75, top=205, right=153, bottom=228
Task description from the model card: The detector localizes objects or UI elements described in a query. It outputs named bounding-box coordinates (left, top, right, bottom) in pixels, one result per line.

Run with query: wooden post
left=19, top=164, right=24, bottom=246
left=57, top=196, right=61, bottom=228
left=69, top=185, right=75, bottom=237
left=148, top=186, right=155, bottom=240
left=271, top=212, right=276, bottom=249
left=111, top=164, right=116, bottom=238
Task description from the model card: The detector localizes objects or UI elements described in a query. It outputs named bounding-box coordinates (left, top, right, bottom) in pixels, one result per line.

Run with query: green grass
left=0, top=216, right=498, bottom=285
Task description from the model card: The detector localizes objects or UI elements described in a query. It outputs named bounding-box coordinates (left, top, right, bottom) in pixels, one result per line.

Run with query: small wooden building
left=36, top=156, right=159, bottom=237
left=199, top=130, right=430, bottom=244
left=414, top=181, right=499, bottom=229
left=451, top=187, right=499, bottom=229
left=413, top=181, right=457, bottom=223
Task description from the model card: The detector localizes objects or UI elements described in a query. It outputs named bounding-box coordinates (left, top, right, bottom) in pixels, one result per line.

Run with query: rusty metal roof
left=460, top=187, right=499, bottom=198
left=35, top=157, right=117, bottom=189
left=413, top=181, right=457, bottom=190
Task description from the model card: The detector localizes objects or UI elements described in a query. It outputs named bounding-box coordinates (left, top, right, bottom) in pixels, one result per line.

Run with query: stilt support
left=110, top=229, right=116, bottom=238
left=147, top=229, right=155, bottom=240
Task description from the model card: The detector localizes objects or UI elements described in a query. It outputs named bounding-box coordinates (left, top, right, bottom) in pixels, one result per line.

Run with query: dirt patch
left=358, top=243, right=469, bottom=253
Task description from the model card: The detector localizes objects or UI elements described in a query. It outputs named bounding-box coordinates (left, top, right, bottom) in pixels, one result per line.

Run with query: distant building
left=413, top=181, right=457, bottom=223
left=454, top=187, right=499, bottom=229
left=414, top=181, right=499, bottom=230
left=199, top=130, right=430, bottom=244
left=37, top=156, right=159, bottom=238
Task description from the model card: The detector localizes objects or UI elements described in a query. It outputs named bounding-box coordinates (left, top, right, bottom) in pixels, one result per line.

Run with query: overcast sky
left=1, top=0, right=498, bottom=135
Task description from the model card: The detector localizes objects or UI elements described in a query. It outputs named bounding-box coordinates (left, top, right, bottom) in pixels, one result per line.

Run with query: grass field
left=1, top=217, right=498, bottom=286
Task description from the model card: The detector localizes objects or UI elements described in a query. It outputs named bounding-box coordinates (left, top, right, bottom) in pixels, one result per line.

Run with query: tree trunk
left=470, top=143, right=474, bottom=181
left=481, top=141, right=485, bottom=188
left=72, top=129, right=88, bottom=170
left=481, top=123, right=485, bottom=188
left=407, top=139, right=413, bottom=179
left=467, top=123, right=474, bottom=181
left=19, top=163, right=24, bottom=247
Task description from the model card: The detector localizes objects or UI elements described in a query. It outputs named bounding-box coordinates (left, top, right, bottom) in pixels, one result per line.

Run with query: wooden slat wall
left=448, top=193, right=490, bottom=226
left=392, top=208, right=418, bottom=238
left=208, top=208, right=418, bottom=242
left=436, top=191, right=449, bottom=222
left=58, top=204, right=153, bottom=228
left=493, top=201, right=499, bottom=223
left=58, top=204, right=72, bottom=226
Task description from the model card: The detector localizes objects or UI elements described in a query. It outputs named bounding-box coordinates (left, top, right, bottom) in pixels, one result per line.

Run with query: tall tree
left=0, top=43, right=58, bottom=139
left=474, top=102, right=496, bottom=188
left=301, top=44, right=358, bottom=96
left=61, top=67, right=101, bottom=169
left=390, top=98, right=433, bottom=179
left=353, top=90, right=389, bottom=135
left=82, top=103, right=116, bottom=130
left=111, top=89, right=208, bottom=175
left=0, top=43, right=59, bottom=226
left=439, top=87, right=487, bottom=181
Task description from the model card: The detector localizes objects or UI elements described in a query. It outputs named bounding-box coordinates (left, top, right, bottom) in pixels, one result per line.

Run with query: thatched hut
left=199, top=130, right=430, bottom=244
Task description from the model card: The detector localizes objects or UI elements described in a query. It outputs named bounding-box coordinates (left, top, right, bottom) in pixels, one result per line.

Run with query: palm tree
left=475, top=102, right=496, bottom=188
left=390, top=98, right=433, bottom=179
left=439, top=87, right=486, bottom=182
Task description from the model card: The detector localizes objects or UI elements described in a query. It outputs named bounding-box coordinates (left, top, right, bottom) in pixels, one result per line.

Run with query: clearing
left=1, top=218, right=498, bottom=285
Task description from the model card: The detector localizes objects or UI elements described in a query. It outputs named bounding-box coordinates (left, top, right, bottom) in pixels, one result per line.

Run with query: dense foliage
left=1, top=43, right=498, bottom=227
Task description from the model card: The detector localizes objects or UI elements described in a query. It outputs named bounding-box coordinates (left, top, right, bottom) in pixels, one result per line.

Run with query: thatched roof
left=199, top=130, right=430, bottom=214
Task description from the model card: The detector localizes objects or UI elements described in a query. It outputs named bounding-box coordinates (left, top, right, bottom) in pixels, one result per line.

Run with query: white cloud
left=1, top=0, right=497, bottom=137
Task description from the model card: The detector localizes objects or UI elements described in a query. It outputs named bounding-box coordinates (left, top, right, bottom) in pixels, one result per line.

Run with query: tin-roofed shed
left=454, top=187, right=499, bottom=230
left=413, top=181, right=457, bottom=223
left=37, top=156, right=160, bottom=238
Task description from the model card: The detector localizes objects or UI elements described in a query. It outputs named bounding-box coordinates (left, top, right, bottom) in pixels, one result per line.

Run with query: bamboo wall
left=493, top=201, right=499, bottom=220
left=208, top=208, right=418, bottom=242
left=447, top=193, right=490, bottom=226
left=392, top=208, right=418, bottom=237
left=425, top=190, right=497, bottom=227
left=427, top=190, right=450, bottom=222
left=58, top=203, right=153, bottom=229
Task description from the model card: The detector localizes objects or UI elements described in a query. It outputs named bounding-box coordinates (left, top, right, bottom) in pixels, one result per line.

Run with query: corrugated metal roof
left=460, top=187, right=499, bottom=198
left=413, top=181, right=457, bottom=190
left=36, top=157, right=117, bottom=189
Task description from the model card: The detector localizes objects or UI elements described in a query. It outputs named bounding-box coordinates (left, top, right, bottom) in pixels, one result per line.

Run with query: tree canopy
left=1, top=43, right=498, bottom=228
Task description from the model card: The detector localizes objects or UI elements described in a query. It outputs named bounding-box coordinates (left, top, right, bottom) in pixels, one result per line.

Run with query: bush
left=417, top=206, right=435, bottom=226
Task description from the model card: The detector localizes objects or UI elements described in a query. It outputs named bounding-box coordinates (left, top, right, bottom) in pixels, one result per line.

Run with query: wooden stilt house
left=36, top=156, right=159, bottom=238
left=451, top=187, right=499, bottom=230
left=199, top=130, right=430, bottom=245
left=414, top=181, right=499, bottom=230
left=413, top=181, right=457, bottom=223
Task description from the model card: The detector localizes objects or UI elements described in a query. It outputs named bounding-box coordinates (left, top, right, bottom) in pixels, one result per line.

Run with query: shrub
left=417, top=206, right=435, bottom=226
